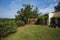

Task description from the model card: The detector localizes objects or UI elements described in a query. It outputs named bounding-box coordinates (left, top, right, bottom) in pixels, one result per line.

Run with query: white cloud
left=54, top=2, right=58, bottom=6
left=39, top=3, right=58, bottom=14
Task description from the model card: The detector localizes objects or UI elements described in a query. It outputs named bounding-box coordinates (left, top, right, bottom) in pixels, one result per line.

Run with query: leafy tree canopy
left=16, top=3, right=39, bottom=23
left=55, top=1, right=60, bottom=12
left=39, top=14, right=48, bottom=20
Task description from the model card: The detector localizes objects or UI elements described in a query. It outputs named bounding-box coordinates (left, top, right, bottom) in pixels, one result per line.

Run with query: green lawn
left=4, top=24, right=60, bottom=40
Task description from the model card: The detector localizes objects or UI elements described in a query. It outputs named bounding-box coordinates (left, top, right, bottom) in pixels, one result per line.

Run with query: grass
left=3, top=24, right=60, bottom=40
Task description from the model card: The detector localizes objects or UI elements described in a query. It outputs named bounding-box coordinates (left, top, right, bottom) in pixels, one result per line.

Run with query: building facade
left=48, top=12, right=60, bottom=27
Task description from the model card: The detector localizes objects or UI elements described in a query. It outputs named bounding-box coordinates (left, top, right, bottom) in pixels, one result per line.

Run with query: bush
left=0, top=23, right=6, bottom=37
left=0, top=20, right=17, bottom=38
left=16, top=20, right=25, bottom=26
left=5, top=21, right=17, bottom=33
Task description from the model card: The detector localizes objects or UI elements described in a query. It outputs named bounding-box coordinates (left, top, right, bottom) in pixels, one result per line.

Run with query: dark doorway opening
left=57, top=18, right=60, bottom=28
left=50, top=17, right=60, bottom=28
left=50, top=17, right=56, bottom=27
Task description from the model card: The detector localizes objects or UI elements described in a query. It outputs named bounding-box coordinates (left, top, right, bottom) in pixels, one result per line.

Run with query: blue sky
left=0, top=0, right=59, bottom=18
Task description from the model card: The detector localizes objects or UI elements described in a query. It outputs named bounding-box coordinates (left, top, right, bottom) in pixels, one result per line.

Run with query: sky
left=0, top=0, right=59, bottom=18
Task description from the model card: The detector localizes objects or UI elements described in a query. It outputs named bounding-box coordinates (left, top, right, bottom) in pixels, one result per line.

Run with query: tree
left=16, top=3, right=38, bottom=24
left=32, top=7, right=39, bottom=18
left=35, top=13, right=48, bottom=25
left=55, top=1, right=60, bottom=12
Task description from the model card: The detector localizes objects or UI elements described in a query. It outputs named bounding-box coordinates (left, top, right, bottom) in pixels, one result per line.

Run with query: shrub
left=0, top=20, right=17, bottom=38
left=5, top=21, right=17, bottom=33
left=0, top=23, right=6, bottom=37
left=16, top=20, right=25, bottom=26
